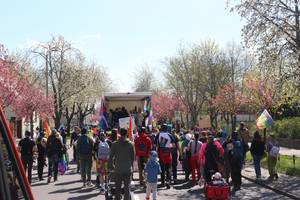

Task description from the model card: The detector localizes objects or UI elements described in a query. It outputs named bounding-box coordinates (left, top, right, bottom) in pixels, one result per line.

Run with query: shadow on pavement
left=67, top=193, right=100, bottom=200
left=173, top=181, right=195, bottom=190
left=69, top=186, right=99, bottom=194
left=31, top=182, right=48, bottom=187
left=49, top=186, right=83, bottom=194
left=54, top=179, right=81, bottom=186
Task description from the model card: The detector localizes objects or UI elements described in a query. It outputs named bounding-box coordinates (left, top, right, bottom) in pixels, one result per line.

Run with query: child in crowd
left=144, top=151, right=161, bottom=200
left=96, top=132, right=110, bottom=192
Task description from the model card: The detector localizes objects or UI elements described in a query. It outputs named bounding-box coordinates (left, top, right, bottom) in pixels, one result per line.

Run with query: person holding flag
left=256, top=109, right=278, bottom=180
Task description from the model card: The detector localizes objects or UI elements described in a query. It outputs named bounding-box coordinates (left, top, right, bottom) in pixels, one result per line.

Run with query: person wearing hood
left=134, top=127, right=152, bottom=186
left=144, top=151, right=161, bottom=200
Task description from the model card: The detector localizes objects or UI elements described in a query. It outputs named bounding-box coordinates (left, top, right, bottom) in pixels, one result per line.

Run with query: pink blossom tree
left=212, top=84, right=247, bottom=130
left=1, top=44, right=54, bottom=133
left=243, top=74, right=276, bottom=111
left=0, top=46, right=28, bottom=108
left=152, top=92, right=186, bottom=123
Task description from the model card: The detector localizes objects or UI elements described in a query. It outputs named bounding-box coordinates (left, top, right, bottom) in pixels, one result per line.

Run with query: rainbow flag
left=98, top=97, right=108, bottom=131
left=256, top=109, right=274, bottom=130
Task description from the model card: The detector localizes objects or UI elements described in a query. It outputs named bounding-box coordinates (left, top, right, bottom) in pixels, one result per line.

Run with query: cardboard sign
left=119, top=117, right=136, bottom=129
left=199, top=116, right=211, bottom=128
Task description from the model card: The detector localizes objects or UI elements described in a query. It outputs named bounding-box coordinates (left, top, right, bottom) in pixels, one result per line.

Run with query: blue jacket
left=144, top=159, right=161, bottom=183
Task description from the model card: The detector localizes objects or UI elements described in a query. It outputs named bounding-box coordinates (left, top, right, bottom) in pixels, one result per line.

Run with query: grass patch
left=246, top=152, right=300, bottom=177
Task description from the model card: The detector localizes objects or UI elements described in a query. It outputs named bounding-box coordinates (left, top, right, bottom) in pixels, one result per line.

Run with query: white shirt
left=158, top=132, right=172, bottom=148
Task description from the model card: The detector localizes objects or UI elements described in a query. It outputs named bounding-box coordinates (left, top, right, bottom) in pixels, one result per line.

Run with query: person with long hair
left=188, top=132, right=202, bottom=184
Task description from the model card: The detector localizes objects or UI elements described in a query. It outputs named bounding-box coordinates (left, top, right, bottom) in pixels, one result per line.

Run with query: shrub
left=271, top=117, right=300, bottom=139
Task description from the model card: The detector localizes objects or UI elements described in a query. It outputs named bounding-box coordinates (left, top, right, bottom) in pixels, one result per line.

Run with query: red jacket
left=134, top=133, right=152, bottom=158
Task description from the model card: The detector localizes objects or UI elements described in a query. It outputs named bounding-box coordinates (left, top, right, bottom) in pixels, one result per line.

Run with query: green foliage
left=245, top=117, right=300, bottom=139
left=246, top=152, right=300, bottom=177
left=271, top=117, right=300, bottom=139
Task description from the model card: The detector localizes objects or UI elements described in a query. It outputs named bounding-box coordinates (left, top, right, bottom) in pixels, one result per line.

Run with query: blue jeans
left=253, top=154, right=262, bottom=177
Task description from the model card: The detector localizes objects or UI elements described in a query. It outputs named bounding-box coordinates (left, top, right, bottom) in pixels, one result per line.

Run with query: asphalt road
left=31, top=162, right=292, bottom=200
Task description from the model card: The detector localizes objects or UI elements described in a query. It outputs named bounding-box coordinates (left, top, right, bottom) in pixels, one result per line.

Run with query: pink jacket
left=199, top=140, right=224, bottom=166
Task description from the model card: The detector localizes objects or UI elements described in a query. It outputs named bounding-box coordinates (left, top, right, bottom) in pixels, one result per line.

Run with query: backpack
left=139, top=141, right=147, bottom=152
left=98, top=141, right=110, bottom=159
left=205, top=143, right=220, bottom=164
left=78, top=135, right=92, bottom=155
left=231, top=140, right=244, bottom=159
left=269, top=146, right=280, bottom=157
left=189, top=140, right=201, bottom=156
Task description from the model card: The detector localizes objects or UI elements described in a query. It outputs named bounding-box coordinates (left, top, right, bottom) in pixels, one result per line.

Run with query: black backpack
left=205, top=143, right=220, bottom=168
left=78, top=135, right=92, bottom=154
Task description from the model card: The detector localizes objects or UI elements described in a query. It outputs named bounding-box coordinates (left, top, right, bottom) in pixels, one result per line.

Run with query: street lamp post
left=45, top=50, right=49, bottom=98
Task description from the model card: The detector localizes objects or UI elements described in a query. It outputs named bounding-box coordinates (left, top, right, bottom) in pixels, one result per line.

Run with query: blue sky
left=1, top=0, right=244, bottom=92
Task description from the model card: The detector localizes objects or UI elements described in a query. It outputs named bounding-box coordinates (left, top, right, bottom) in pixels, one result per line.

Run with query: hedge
left=271, top=117, right=300, bottom=139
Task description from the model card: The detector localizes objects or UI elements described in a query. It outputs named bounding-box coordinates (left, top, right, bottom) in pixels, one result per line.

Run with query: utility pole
left=45, top=52, right=49, bottom=98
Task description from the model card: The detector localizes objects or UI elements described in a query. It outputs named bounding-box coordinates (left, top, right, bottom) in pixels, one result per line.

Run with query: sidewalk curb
left=242, top=174, right=300, bottom=200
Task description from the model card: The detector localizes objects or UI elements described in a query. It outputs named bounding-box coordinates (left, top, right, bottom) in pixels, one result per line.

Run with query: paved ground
left=243, top=165, right=300, bottom=198
left=279, top=147, right=300, bottom=157
left=246, top=143, right=300, bottom=157
left=30, top=161, right=293, bottom=200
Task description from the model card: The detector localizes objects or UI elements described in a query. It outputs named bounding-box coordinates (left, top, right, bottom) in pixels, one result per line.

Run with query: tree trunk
left=79, top=112, right=85, bottom=127
left=65, top=103, right=76, bottom=136
left=190, top=111, right=198, bottom=128
left=185, top=113, right=189, bottom=129
left=54, top=111, right=61, bottom=129
left=225, top=113, right=230, bottom=133
left=30, top=113, right=34, bottom=138
left=231, top=114, right=237, bottom=133
left=66, top=119, right=72, bottom=136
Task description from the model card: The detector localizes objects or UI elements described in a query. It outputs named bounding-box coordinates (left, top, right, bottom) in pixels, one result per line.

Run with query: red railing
left=0, top=106, right=35, bottom=200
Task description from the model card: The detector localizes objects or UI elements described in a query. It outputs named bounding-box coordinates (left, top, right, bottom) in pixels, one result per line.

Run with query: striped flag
left=98, top=98, right=108, bottom=131
left=256, top=109, right=274, bottom=130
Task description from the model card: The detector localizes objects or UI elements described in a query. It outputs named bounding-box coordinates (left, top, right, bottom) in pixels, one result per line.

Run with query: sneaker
left=166, top=183, right=171, bottom=189
left=100, top=186, right=106, bottom=193
left=87, top=181, right=94, bottom=187
left=82, top=183, right=86, bottom=188
left=47, top=177, right=51, bottom=184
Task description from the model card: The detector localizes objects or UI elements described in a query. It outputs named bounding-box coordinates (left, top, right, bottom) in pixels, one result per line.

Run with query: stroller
left=204, top=172, right=230, bottom=200
left=104, top=171, right=132, bottom=200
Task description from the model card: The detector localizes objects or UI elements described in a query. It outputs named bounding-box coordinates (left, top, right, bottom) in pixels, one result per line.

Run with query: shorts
left=96, top=159, right=109, bottom=176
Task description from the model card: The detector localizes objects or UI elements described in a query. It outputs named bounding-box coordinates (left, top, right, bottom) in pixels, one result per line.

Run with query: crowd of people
left=17, top=122, right=281, bottom=200
left=107, top=107, right=148, bottom=129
